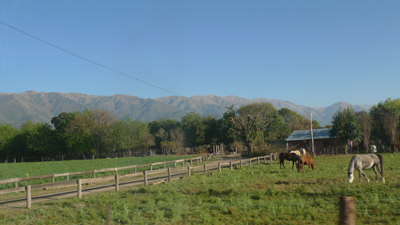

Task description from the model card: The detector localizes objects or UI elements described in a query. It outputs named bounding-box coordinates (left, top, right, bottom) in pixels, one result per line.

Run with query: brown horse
left=392, top=143, right=400, bottom=152
left=279, top=152, right=300, bottom=169
left=298, top=155, right=314, bottom=172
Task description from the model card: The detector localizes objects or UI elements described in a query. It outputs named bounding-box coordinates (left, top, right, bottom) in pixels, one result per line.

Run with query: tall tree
left=67, top=109, right=117, bottom=159
left=51, top=112, right=82, bottom=157
left=170, top=127, right=185, bottom=154
left=218, top=105, right=236, bottom=149
left=370, top=98, right=400, bottom=150
left=24, top=122, right=56, bottom=159
left=279, top=108, right=310, bottom=131
left=181, top=112, right=206, bottom=148
left=357, top=111, right=372, bottom=153
left=330, top=107, right=362, bottom=154
left=0, top=123, right=20, bottom=159
left=230, top=103, right=278, bottom=155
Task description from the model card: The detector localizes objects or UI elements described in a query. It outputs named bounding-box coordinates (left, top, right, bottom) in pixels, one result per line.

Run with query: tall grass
left=0, top=153, right=399, bottom=224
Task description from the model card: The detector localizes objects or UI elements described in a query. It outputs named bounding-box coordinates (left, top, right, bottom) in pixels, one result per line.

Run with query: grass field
left=0, top=155, right=197, bottom=189
left=0, top=153, right=399, bottom=224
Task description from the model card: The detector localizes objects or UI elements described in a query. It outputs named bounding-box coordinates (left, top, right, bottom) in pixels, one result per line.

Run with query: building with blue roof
left=285, top=128, right=345, bottom=154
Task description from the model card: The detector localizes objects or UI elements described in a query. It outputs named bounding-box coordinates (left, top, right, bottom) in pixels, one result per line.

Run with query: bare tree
left=170, top=128, right=185, bottom=154
left=383, top=109, right=399, bottom=152
left=357, top=111, right=372, bottom=153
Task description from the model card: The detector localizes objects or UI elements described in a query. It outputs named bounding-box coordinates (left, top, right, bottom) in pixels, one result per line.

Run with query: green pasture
left=0, top=155, right=197, bottom=189
left=1, top=153, right=400, bottom=224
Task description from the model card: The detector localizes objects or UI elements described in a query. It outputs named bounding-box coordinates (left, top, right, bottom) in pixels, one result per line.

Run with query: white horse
left=289, top=149, right=306, bottom=167
left=348, top=154, right=385, bottom=183
left=290, top=150, right=301, bottom=156
left=299, top=148, right=307, bottom=155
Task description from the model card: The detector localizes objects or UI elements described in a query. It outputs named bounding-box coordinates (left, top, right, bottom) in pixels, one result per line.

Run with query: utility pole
left=311, top=113, right=315, bottom=157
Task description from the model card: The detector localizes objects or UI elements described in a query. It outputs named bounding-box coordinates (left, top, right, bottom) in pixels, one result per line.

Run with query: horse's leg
left=359, top=169, right=370, bottom=183
left=372, top=166, right=379, bottom=182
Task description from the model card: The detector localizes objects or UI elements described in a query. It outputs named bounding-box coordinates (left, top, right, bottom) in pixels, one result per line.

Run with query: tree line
left=330, top=98, right=400, bottom=153
left=0, top=102, right=320, bottom=162
left=1, top=98, right=399, bottom=162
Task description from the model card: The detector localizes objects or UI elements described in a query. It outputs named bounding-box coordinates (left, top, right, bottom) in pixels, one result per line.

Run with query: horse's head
left=348, top=172, right=354, bottom=183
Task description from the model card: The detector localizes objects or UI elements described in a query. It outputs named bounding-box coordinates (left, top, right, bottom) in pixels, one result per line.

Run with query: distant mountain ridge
left=0, top=91, right=373, bottom=127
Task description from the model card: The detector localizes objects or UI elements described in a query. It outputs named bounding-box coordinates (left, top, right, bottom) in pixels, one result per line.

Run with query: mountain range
left=0, top=91, right=373, bottom=128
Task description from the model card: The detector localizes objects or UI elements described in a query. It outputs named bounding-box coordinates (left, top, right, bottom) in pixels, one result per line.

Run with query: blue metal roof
left=285, top=128, right=333, bottom=141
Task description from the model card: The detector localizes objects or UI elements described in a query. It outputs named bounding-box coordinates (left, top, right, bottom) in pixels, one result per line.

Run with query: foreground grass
left=1, top=153, right=399, bottom=224
left=0, top=155, right=198, bottom=189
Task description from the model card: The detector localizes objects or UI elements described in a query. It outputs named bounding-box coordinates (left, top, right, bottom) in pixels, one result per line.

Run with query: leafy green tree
left=0, top=123, right=19, bottom=159
left=24, top=122, right=56, bottom=159
left=230, top=103, right=278, bottom=155
left=370, top=98, right=400, bottom=151
left=51, top=111, right=83, bottom=157
left=181, top=112, right=207, bottom=148
left=149, top=118, right=179, bottom=150
left=330, top=107, right=362, bottom=154
left=279, top=108, right=309, bottom=131
left=67, top=109, right=117, bottom=159
left=203, top=115, right=219, bottom=146
left=218, top=105, right=236, bottom=148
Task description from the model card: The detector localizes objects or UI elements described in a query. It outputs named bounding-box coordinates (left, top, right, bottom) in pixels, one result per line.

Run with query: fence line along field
left=0, top=153, right=400, bottom=224
left=0, top=155, right=197, bottom=189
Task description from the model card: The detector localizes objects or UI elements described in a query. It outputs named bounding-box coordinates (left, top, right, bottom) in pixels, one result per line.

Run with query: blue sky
left=1, top=1, right=399, bottom=107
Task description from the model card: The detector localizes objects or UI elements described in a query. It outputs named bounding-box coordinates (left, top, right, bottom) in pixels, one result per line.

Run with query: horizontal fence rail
left=0, top=156, right=205, bottom=189
left=0, top=153, right=278, bottom=208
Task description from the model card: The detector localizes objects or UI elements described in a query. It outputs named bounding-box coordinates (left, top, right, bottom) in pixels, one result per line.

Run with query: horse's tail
left=377, top=154, right=384, bottom=178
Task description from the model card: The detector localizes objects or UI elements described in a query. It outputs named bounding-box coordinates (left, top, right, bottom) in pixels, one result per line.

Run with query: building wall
left=287, top=138, right=345, bottom=155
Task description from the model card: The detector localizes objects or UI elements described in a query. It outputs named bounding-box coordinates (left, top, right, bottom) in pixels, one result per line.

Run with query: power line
left=0, top=21, right=183, bottom=97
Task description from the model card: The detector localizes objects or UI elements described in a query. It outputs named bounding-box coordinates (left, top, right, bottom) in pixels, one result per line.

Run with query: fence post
left=339, top=197, right=355, bottom=225
left=257, top=157, right=260, bottom=165
left=218, top=162, right=221, bottom=173
left=270, top=153, right=273, bottom=162
left=115, top=174, right=119, bottom=192
left=175, top=161, right=177, bottom=167
left=204, top=164, right=207, bottom=174
left=151, top=164, right=153, bottom=171
left=264, top=156, right=266, bottom=164
left=249, top=158, right=252, bottom=167
left=52, top=176, right=55, bottom=183
left=15, top=181, right=18, bottom=188
left=230, top=161, right=233, bottom=171
left=188, top=166, right=191, bottom=177
left=26, top=185, right=31, bottom=209
left=240, top=159, right=243, bottom=168
left=93, top=170, right=96, bottom=178
left=77, top=179, right=82, bottom=199
left=143, top=171, right=148, bottom=186
left=168, top=168, right=171, bottom=181
left=190, top=159, right=193, bottom=165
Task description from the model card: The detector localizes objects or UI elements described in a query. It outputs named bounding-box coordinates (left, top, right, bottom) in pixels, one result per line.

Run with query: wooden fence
left=0, top=156, right=208, bottom=195
left=21, top=154, right=277, bottom=208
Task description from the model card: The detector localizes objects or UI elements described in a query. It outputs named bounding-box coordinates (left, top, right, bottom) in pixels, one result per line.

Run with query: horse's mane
left=348, top=156, right=357, bottom=173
